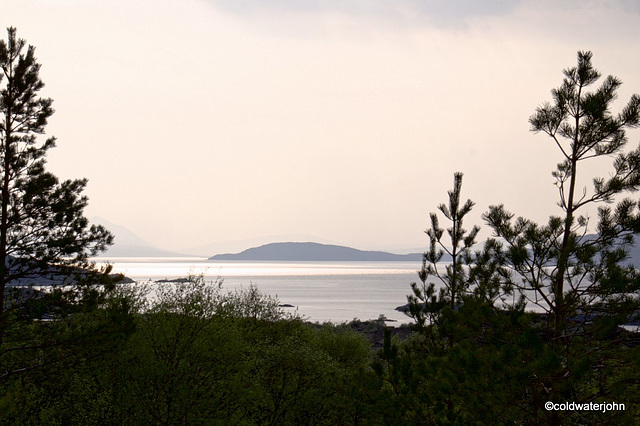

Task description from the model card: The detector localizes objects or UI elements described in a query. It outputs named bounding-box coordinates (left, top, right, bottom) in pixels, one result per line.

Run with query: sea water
left=95, top=257, right=422, bottom=324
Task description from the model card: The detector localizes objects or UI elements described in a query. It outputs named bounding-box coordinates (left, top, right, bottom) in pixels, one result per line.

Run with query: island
left=209, top=242, right=423, bottom=262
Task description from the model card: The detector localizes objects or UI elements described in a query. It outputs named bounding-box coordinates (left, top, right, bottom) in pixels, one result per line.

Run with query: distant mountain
left=90, top=217, right=189, bottom=258
left=180, top=234, right=339, bottom=257
left=209, top=242, right=423, bottom=261
left=629, top=243, right=640, bottom=266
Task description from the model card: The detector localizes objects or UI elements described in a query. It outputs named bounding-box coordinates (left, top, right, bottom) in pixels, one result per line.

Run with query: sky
left=2, top=0, right=640, bottom=253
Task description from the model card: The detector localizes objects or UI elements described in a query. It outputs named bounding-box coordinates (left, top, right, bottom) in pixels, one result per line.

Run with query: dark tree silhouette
left=484, top=51, right=640, bottom=337
left=0, top=28, right=113, bottom=339
left=394, top=52, right=640, bottom=424
left=408, top=173, right=479, bottom=333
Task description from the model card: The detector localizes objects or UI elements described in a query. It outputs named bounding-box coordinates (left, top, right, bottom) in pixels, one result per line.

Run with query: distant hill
left=180, top=234, right=339, bottom=257
left=629, top=243, right=640, bottom=266
left=209, top=242, right=423, bottom=261
left=90, top=217, right=190, bottom=258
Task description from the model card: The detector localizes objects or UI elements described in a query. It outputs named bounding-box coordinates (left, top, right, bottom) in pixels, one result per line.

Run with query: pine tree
left=393, top=52, right=640, bottom=424
left=483, top=51, right=640, bottom=338
left=407, top=173, right=482, bottom=346
left=0, top=28, right=113, bottom=337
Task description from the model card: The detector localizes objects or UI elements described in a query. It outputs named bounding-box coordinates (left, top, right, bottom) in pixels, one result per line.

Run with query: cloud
left=207, top=0, right=523, bottom=28
left=207, top=0, right=640, bottom=34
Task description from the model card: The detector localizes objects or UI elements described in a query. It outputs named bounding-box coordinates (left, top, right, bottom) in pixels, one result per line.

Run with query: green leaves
left=398, top=51, right=640, bottom=423
left=0, top=29, right=117, bottom=414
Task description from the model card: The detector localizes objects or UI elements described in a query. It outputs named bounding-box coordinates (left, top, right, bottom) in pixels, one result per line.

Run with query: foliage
left=407, top=172, right=479, bottom=335
left=0, top=27, right=113, bottom=311
left=220, top=281, right=290, bottom=323
left=484, top=51, right=640, bottom=337
left=0, top=276, right=375, bottom=425
left=407, top=172, right=517, bottom=350
left=0, top=27, right=125, bottom=415
left=1, top=33, right=639, bottom=425
left=0, top=286, right=136, bottom=424
left=0, top=26, right=117, bottom=386
left=0, top=29, right=376, bottom=424
left=382, top=51, right=640, bottom=424
left=477, top=52, right=640, bottom=420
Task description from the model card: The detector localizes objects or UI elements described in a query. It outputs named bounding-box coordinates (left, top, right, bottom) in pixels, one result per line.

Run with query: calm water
left=96, top=257, right=422, bottom=324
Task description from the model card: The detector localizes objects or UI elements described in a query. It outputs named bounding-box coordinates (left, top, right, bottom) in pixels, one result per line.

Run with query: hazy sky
left=3, top=0, right=640, bottom=252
